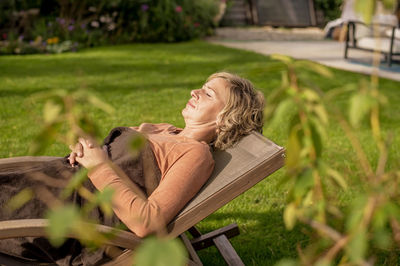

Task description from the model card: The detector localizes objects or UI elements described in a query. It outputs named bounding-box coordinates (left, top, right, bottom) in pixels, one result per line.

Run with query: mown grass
left=0, top=41, right=399, bottom=265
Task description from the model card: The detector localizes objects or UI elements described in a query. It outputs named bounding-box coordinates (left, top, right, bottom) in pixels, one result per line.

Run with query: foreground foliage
left=269, top=55, right=400, bottom=265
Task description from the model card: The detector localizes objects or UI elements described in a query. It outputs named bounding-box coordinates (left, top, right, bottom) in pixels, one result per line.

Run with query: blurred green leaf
left=281, top=70, right=289, bottom=88
left=271, top=54, right=293, bottom=64
left=302, top=88, right=320, bottom=103
left=61, top=168, right=89, bottom=199
left=349, top=92, right=374, bottom=128
left=82, top=187, right=115, bottom=217
left=286, top=126, right=301, bottom=170
left=294, top=168, right=314, bottom=199
left=327, top=168, right=348, bottom=189
left=383, top=202, right=400, bottom=221
left=87, top=94, right=115, bottom=114
left=303, top=190, right=315, bottom=207
left=72, top=221, right=109, bottom=249
left=312, top=104, right=329, bottom=126
left=355, top=0, right=375, bottom=24
left=43, top=100, right=62, bottom=124
left=134, top=237, right=187, bottom=266
left=269, top=98, right=295, bottom=127
left=346, top=195, right=367, bottom=230
left=309, top=116, right=327, bottom=140
left=324, top=83, right=357, bottom=101
left=382, top=0, right=396, bottom=10
left=30, top=88, right=67, bottom=102
left=295, top=61, right=333, bottom=78
left=287, top=86, right=297, bottom=97
left=372, top=228, right=391, bottom=249
left=95, top=187, right=115, bottom=217
left=45, top=205, right=80, bottom=247
left=309, top=121, right=323, bottom=158
left=372, top=206, right=387, bottom=229
left=130, top=134, right=147, bottom=152
left=95, top=187, right=114, bottom=205
left=264, top=86, right=288, bottom=121
left=284, top=203, right=297, bottom=230
left=5, top=188, right=34, bottom=212
left=346, top=227, right=367, bottom=263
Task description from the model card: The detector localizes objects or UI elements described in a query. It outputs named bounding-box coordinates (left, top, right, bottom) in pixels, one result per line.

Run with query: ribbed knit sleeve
left=87, top=143, right=214, bottom=237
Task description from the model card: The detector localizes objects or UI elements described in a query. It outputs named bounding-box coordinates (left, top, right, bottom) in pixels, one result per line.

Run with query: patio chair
left=0, top=131, right=285, bottom=265
left=344, top=18, right=400, bottom=66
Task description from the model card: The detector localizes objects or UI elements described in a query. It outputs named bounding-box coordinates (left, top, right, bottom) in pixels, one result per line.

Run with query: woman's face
left=182, top=77, right=230, bottom=126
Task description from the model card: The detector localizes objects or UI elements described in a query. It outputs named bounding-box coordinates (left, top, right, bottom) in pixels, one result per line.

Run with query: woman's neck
left=178, top=122, right=216, bottom=144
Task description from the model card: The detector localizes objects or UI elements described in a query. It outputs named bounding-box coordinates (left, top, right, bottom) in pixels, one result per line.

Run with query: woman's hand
left=68, top=139, right=95, bottom=166
left=68, top=142, right=83, bottom=166
left=75, top=138, right=108, bottom=169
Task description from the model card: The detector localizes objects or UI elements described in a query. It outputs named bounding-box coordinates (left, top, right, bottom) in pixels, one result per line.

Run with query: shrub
left=314, top=0, right=344, bottom=25
left=0, top=0, right=220, bottom=54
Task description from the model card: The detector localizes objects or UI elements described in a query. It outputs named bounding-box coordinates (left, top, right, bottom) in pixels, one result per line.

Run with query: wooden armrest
left=0, top=219, right=142, bottom=250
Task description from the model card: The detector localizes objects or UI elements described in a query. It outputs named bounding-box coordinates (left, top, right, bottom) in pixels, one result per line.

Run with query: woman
left=0, top=72, right=264, bottom=265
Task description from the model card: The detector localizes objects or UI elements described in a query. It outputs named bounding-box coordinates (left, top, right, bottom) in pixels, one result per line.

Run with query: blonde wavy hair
left=209, top=72, right=265, bottom=150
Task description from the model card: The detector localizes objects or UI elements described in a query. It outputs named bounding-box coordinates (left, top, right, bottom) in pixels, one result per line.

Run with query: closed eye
left=203, top=85, right=215, bottom=98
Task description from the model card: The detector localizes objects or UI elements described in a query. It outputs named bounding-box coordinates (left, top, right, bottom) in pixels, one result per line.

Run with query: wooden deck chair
left=0, top=131, right=285, bottom=266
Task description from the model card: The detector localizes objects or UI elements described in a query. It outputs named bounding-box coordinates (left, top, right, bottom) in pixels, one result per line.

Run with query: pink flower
left=194, top=22, right=200, bottom=27
left=141, top=4, right=149, bottom=11
left=56, top=17, right=65, bottom=25
left=175, top=6, right=182, bottom=13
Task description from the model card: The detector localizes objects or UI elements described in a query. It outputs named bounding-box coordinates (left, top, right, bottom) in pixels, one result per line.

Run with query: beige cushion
left=373, top=14, right=398, bottom=26
left=354, top=14, right=398, bottom=40
left=358, top=37, right=400, bottom=53
left=385, top=28, right=400, bottom=40
left=354, top=23, right=374, bottom=39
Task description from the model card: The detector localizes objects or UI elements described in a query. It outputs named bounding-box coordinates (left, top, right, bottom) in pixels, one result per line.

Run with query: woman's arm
left=77, top=140, right=214, bottom=237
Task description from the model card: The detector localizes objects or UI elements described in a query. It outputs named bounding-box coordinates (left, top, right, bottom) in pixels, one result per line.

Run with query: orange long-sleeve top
left=87, top=123, right=214, bottom=237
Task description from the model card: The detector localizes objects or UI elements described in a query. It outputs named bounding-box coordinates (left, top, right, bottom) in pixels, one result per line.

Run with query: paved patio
left=207, top=27, right=400, bottom=82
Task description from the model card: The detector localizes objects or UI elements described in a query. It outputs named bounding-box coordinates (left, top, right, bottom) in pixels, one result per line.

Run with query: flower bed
left=0, top=0, right=220, bottom=55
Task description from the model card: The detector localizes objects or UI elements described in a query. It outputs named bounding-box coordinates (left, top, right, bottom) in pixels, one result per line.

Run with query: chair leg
left=213, top=235, right=244, bottom=266
left=344, top=44, right=349, bottom=59
left=180, top=233, right=203, bottom=266
left=188, top=226, right=202, bottom=238
left=188, top=223, right=243, bottom=265
left=190, top=223, right=240, bottom=250
left=344, top=22, right=351, bottom=59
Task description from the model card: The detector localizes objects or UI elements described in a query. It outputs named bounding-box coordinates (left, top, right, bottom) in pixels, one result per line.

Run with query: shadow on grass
left=0, top=42, right=270, bottom=79
left=195, top=210, right=309, bottom=266
left=0, top=79, right=201, bottom=98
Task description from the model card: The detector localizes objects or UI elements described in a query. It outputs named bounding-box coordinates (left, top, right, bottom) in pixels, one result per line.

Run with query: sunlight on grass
left=0, top=41, right=399, bottom=265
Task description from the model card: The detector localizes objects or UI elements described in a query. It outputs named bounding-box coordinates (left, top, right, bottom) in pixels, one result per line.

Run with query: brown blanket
left=0, top=127, right=161, bottom=265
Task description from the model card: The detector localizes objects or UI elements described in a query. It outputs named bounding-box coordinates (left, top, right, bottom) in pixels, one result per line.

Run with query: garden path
left=207, top=27, right=400, bottom=82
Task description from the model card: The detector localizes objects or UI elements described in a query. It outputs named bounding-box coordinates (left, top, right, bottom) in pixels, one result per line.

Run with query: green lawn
left=0, top=41, right=399, bottom=265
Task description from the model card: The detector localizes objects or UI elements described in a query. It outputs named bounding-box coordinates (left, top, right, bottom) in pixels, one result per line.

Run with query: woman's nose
left=191, top=89, right=199, bottom=99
